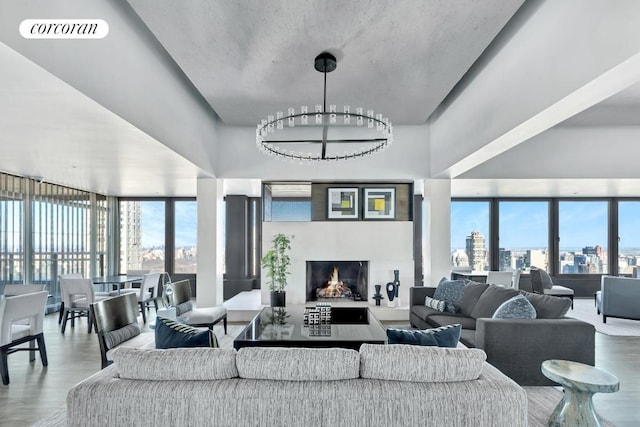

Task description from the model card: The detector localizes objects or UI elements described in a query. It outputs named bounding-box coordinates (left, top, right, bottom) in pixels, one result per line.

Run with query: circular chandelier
left=256, top=52, right=393, bottom=162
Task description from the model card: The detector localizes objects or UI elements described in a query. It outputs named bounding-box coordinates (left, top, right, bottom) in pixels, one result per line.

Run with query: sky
left=140, top=201, right=197, bottom=248
left=451, top=200, right=640, bottom=250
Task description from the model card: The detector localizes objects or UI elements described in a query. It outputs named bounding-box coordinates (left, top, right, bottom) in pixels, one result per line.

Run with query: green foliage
left=261, top=233, right=293, bottom=292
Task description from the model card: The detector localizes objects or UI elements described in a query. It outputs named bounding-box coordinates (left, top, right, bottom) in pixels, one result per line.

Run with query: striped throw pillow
left=425, top=295, right=446, bottom=312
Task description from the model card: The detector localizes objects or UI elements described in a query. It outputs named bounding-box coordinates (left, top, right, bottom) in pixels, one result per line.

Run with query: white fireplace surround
left=261, top=221, right=414, bottom=306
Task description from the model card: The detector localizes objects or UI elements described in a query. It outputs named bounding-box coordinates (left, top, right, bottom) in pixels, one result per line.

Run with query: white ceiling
left=127, top=0, right=524, bottom=126
left=1, top=1, right=640, bottom=197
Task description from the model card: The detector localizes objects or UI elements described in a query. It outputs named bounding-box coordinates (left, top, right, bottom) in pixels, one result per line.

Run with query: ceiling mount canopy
left=256, top=51, right=393, bottom=162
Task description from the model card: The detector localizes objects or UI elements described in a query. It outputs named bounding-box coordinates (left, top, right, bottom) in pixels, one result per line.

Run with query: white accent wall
left=262, top=221, right=414, bottom=306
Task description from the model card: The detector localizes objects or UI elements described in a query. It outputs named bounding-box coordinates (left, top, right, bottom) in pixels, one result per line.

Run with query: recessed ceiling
left=127, top=0, right=525, bottom=125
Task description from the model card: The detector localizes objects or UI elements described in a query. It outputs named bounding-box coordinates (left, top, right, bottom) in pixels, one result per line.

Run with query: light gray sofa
left=596, top=275, right=640, bottom=323
left=66, top=345, right=527, bottom=427
left=410, top=285, right=595, bottom=386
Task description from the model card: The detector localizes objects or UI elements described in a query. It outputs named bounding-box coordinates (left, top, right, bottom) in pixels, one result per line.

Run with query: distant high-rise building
left=466, top=231, right=486, bottom=272
left=499, top=248, right=514, bottom=270
left=524, top=249, right=548, bottom=270
left=451, top=249, right=469, bottom=268
left=120, top=202, right=142, bottom=270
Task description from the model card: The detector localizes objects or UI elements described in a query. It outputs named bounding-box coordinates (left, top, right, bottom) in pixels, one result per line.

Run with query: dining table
left=92, top=275, right=143, bottom=295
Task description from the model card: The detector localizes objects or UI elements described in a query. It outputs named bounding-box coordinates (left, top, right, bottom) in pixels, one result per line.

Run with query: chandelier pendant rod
left=321, top=58, right=329, bottom=159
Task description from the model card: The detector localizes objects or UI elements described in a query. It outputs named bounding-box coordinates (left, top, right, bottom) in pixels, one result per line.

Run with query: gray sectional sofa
left=410, top=284, right=595, bottom=386
left=65, top=345, right=528, bottom=427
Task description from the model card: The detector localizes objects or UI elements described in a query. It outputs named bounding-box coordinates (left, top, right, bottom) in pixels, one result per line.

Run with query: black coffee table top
left=233, top=306, right=387, bottom=350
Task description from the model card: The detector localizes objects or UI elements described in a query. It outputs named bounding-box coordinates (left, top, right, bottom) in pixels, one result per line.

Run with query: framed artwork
left=364, top=188, right=395, bottom=219
left=327, top=187, right=359, bottom=219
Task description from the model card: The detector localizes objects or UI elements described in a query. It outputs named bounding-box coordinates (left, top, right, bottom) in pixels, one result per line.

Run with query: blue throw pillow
left=386, top=324, right=461, bottom=348
left=492, top=294, right=537, bottom=319
left=433, top=278, right=466, bottom=313
left=155, top=317, right=218, bottom=349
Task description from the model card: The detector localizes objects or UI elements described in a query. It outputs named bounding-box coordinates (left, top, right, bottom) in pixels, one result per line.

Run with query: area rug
left=567, top=298, right=640, bottom=336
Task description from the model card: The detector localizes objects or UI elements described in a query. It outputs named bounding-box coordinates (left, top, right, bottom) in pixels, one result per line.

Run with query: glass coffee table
left=233, top=306, right=387, bottom=350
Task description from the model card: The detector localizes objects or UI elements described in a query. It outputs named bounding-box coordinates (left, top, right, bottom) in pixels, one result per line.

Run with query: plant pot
left=270, top=291, right=286, bottom=307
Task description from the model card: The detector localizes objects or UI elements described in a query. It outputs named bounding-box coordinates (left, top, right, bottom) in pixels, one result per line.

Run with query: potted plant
left=262, top=233, right=292, bottom=307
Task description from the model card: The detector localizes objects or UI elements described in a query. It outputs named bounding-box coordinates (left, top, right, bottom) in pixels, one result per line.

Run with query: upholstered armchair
left=530, top=267, right=574, bottom=308
left=166, top=280, right=227, bottom=334
left=596, top=276, right=640, bottom=323
left=0, top=291, right=49, bottom=385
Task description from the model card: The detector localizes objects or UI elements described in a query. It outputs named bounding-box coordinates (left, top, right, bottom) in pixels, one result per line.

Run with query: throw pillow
left=460, top=281, right=490, bottom=317
left=359, top=344, right=487, bottom=382
left=433, top=278, right=466, bottom=313
left=155, top=317, right=218, bottom=349
left=532, top=266, right=554, bottom=290
left=469, top=285, right=520, bottom=319
left=112, top=347, right=238, bottom=381
left=424, top=295, right=446, bottom=312
left=174, top=301, right=193, bottom=316
left=236, top=347, right=360, bottom=381
left=386, top=324, right=461, bottom=348
left=522, top=291, right=571, bottom=318
left=492, top=294, right=537, bottom=319
left=102, top=323, right=141, bottom=350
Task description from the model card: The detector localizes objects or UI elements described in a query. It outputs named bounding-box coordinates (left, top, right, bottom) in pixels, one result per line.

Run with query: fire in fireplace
left=306, top=261, right=368, bottom=302
left=316, top=267, right=353, bottom=299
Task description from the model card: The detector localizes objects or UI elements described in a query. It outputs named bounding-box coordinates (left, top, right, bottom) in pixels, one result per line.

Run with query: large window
left=119, top=198, right=197, bottom=278
left=174, top=201, right=197, bottom=274
left=0, top=173, right=111, bottom=304
left=450, top=201, right=490, bottom=272
left=558, top=201, right=608, bottom=274
left=498, top=201, right=549, bottom=272
left=618, top=201, right=640, bottom=274
left=120, top=200, right=165, bottom=273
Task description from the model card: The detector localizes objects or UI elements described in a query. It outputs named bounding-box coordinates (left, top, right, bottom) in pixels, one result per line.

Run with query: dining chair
left=60, top=278, right=109, bottom=333
left=135, top=273, right=161, bottom=323
left=486, top=271, right=514, bottom=288
left=122, top=269, right=150, bottom=290
left=0, top=291, right=49, bottom=385
left=3, top=284, right=46, bottom=296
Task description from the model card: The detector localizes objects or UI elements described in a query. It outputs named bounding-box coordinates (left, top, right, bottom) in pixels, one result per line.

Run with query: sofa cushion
left=460, top=281, right=490, bottom=317
left=492, top=294, right=537, bottom=319
left=237, top=347, right=360, bottom=381
left=359, top=344, right=486, bottom=382
left=424, top=295, right=446, bottom=312
left=411, top=305, right=444, bottom=323
left=427, top=314, right=477, bottom=330
left=386, top=324, right=461, bottom=348
left=155, top=317, right=218, bottom=349
left=111, top=347, right=238, bottom=380
left=433, top=278, right=466, bottom=313
left=470, top=285, right=520, bottom=319
left=522, top=292, right=571, bottom=319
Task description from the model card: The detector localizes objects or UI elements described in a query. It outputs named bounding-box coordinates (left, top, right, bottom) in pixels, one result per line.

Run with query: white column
left=196, top=178, right=224, bottom=306
left=423, top=179, right=451, bottom=285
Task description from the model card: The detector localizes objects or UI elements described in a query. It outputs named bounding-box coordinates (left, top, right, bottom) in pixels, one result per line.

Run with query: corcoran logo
left=19, top=19, right=109, bottom=39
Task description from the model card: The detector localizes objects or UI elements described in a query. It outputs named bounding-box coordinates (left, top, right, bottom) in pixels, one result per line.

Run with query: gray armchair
left=596, top=276, right=640, bottom=323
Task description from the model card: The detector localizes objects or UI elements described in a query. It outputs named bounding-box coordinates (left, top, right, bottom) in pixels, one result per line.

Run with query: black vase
left=270, top=291, right=286, bottom=307
left=393, top=270, right=400, bottom=297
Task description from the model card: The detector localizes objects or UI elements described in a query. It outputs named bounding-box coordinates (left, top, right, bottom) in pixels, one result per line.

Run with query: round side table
left=541, top=359, right=619, bottom=427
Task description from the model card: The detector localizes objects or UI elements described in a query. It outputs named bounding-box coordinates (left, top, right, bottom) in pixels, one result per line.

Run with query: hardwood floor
left=1, top=302, right=639, bottom=426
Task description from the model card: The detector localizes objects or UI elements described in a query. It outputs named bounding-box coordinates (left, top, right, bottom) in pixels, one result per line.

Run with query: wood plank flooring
left=1, top=301, right=639, bottom=426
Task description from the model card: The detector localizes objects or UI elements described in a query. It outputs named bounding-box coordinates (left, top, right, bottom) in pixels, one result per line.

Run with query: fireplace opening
left=306, top=261, right=368, bottom=302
